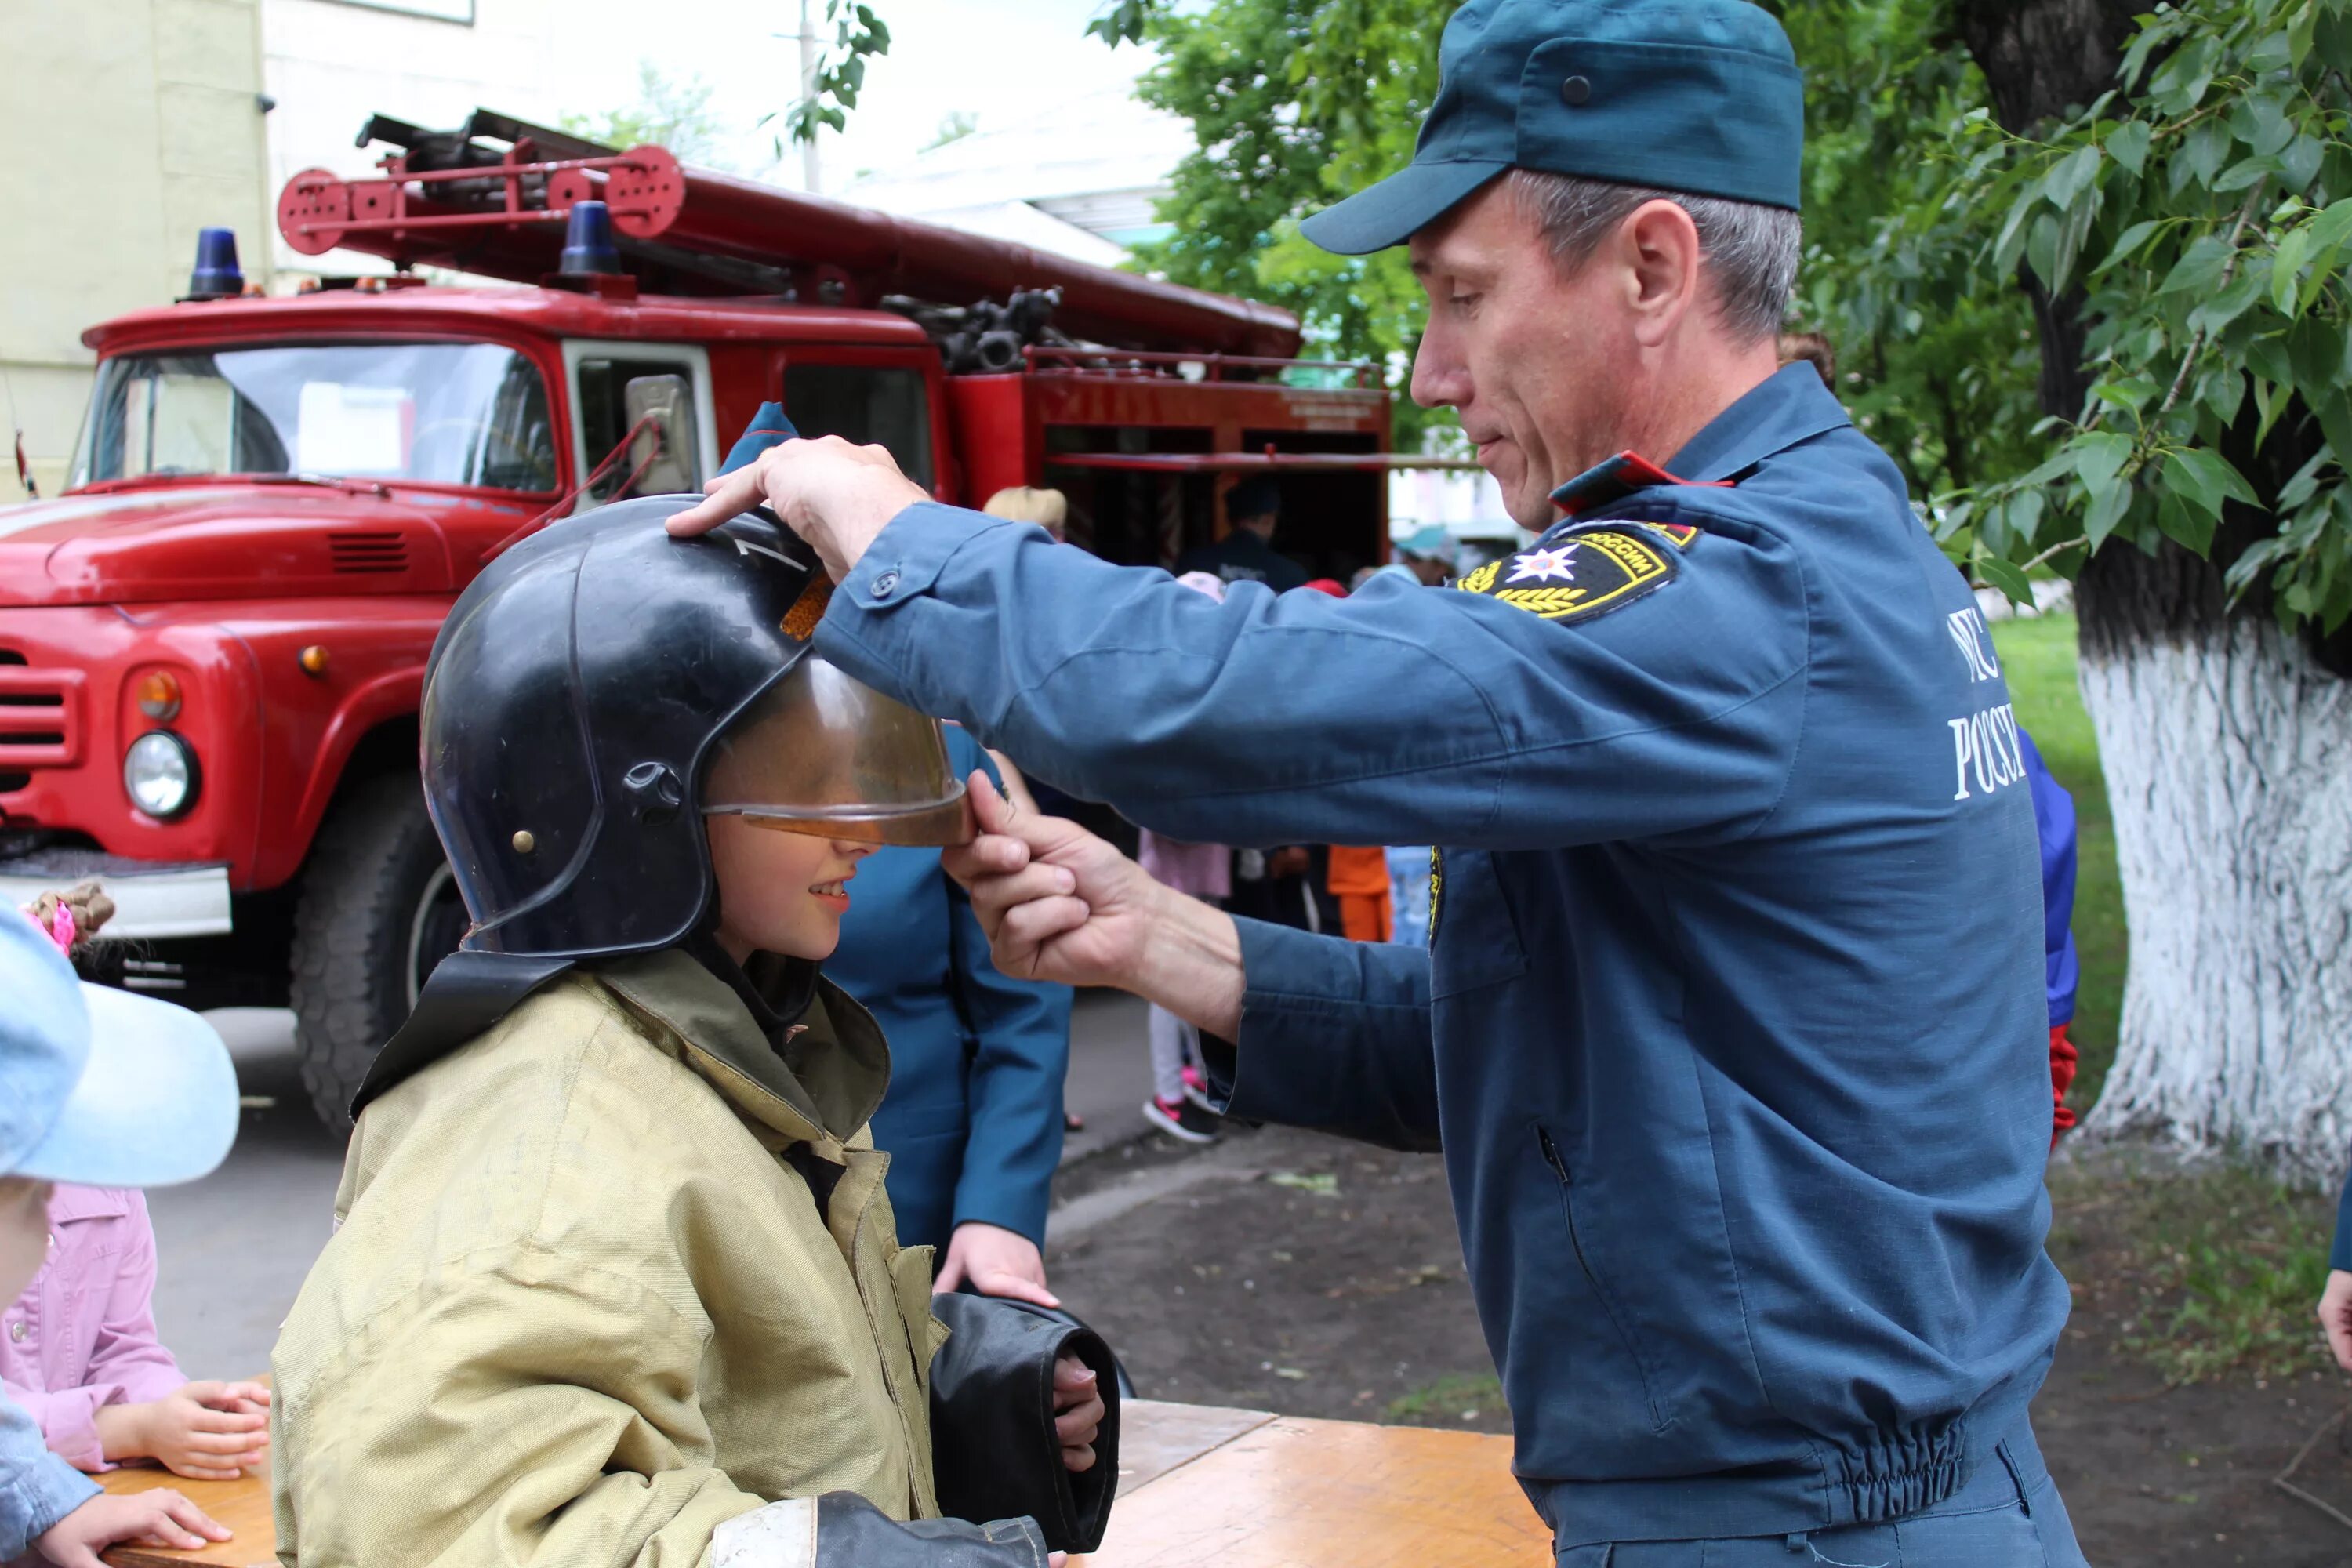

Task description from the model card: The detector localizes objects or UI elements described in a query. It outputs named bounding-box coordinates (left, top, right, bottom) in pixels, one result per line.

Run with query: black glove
left=927, top=1294, right=1121, bottom=1553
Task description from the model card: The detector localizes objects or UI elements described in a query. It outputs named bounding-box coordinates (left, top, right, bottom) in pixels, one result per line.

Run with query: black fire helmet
left=350, top=494, right=972, bottom=1116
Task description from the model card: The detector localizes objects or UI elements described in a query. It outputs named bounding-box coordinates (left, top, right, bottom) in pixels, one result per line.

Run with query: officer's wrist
left=1131, top=885, right=1243, bottom=1040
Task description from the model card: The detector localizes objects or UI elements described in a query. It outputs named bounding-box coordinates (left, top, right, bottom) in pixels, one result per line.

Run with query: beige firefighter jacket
left=270, top=949, right=946, bottom=1568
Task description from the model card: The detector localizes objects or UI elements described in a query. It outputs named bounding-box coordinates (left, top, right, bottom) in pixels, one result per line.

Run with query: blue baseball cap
left=1301, top=0, right=1806, bottom=256
left=1396, top=524, right=1455, bottom=557
left=0, top=909, right=238, bottom=1187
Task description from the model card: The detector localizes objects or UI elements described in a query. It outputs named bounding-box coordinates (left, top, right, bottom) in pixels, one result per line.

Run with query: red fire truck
left=0, top=109, right=1417, bottom=1126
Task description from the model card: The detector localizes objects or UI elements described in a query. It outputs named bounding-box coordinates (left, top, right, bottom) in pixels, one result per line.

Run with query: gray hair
left=1504, top=169, right=1802, bottom=343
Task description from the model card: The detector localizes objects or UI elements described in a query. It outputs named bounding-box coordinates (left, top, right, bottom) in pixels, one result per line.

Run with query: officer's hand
left=665, top=435, right=927, bottom=578
left=945, top=774, right=1166, bottom=990
left=2318, top=1269, right=2352, bottom=1372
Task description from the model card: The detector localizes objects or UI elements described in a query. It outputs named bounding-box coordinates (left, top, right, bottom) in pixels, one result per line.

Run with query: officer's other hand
left=1052, top=1355, right=1105, bottom=1473
left=935, top=1221, right=1058, bottom=1308
left=664, top=435, right=927, bottom=579
left=945, top=773, right=1163, bottom=989
left=2318, top=1269, right=2352, bottom=1371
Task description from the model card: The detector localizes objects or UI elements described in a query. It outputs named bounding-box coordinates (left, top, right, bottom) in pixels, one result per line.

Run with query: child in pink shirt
left=1, top=1184, right=265, bottom=1478
left=3, top=887, right=267, bottom=1482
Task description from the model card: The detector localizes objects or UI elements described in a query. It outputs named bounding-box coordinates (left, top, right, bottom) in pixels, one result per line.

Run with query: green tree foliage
left=1129, top=0, right=1464, bottom=444
left=1779, top=0, right=2042, bottom=497
left=776, top=0, right=891, bottom=147
left=561, top=64, right=731, bottom=168
left=1927, top=0, right=2352, bottom=630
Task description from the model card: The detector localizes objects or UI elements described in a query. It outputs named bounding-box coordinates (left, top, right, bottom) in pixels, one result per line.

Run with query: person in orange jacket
left=1325, top=846, right=1395, bottom=944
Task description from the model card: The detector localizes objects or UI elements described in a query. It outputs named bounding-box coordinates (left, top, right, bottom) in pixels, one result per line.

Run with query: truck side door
left=563, top=341, right=721, bottom=508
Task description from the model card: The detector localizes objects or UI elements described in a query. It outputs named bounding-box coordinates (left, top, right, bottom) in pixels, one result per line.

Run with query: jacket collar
left=45, top=1184, right=132, bottom=1224
left=594, top=948, right=891, bottom=1160
left=1657, top=361, right=1853, bottom=485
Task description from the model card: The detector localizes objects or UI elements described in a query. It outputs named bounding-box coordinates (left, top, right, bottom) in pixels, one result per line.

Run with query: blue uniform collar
left=1544, top=363, right=1853, bottom=515
left=1661, top=361, right=1853, bottom=483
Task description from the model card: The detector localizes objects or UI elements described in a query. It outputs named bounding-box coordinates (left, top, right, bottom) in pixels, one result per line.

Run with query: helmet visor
left=702, top=658, right=975, bottom=847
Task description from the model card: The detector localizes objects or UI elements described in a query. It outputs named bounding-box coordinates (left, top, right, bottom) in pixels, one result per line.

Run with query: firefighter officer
left=673, top=1, right=2085, bottom=1560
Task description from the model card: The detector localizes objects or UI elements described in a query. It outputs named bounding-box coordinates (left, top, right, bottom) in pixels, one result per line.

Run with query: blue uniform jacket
left=717, top=408, right=1073, bottom=1253
left=824, top=730, right=1073, bottom=1250
left=803, top=365, right=2069, bottom=1543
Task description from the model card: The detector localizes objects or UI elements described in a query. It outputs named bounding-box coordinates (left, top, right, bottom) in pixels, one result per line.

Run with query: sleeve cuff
left=39, top=1388, right=110, bottom=1472
left=2334, top=1163, right=2352, bottom=1272
left=1203, top=919, right=1439, bottom=1151
left=835, top=501, right=1012, bottom=615
left=950, top=1193, right=1052, bottom=1250
left=2, top=1450, right=100, bottom=1551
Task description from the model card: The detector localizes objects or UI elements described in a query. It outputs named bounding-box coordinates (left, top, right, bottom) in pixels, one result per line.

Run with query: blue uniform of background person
left=802, top=360, right=2085, bottom=1561
left=828, top=727, right=1074, bottom=1251
left=717, top=412, right=1073, bottom=1255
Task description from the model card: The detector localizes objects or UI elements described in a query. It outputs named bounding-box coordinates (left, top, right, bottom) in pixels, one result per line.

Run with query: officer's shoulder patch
left=1455, top=527, right=1678, bottom=623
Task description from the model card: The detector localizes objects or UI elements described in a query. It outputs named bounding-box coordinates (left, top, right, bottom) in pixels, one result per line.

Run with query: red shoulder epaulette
left=1551, top=451, right=1733, bottom=519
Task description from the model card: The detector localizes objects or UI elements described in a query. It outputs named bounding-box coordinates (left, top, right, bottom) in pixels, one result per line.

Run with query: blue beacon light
left=187, top=227, right=244, bottom=299
left=557, top=201, right=622, bottom=275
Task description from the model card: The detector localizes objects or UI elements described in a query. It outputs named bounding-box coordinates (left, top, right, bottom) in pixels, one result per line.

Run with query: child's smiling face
left=706, top=815, right=876, bottom=963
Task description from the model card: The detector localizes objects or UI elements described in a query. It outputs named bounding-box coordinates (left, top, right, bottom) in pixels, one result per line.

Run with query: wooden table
left=96, top=1457, right=276, bottom=1568
left=98, top=1399, right=1546, bottom=1566
left=1076, top=1401, right=1549, bottom=1566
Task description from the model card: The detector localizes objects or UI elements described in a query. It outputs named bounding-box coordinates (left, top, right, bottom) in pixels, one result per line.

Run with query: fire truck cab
left=0, top=111, right=1402, bottom=1127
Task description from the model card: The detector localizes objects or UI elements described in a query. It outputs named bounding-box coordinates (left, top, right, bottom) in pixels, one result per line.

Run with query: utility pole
left=799, top=0, right=822, bottom=195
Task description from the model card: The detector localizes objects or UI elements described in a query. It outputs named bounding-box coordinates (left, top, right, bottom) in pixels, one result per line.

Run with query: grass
left=1990, top=612, right=2128, bottom=1110
left=2048, top=1154, right=2339, bottom=1385
left=1385, top=1372, right=1506, bottom=1427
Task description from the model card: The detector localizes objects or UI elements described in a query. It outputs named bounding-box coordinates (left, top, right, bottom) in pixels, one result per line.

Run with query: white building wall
left=1, top=0, right=274, bottom=503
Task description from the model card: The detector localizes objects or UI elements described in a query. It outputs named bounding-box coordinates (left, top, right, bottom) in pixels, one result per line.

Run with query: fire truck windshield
left=71, top=343, right=558, bottom=493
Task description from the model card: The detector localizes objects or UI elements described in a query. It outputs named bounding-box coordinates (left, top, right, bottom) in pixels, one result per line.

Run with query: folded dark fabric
left=828, top=1494, right=1047, bottom=1568
left=927, top=1293, right=1122, bottom=1552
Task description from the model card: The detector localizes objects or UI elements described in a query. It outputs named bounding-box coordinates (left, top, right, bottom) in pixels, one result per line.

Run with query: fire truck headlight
left=124, top=731, right=199, bottom=819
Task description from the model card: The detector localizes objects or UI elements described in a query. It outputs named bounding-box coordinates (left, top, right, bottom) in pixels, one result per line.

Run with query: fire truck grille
left=0, top=649, right=81, bottom=772
left=329, top=532, right=408, bottom=574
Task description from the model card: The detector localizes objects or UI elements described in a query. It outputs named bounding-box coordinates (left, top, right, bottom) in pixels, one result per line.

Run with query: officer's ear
left=1617, top=198, right=1704, bottom=349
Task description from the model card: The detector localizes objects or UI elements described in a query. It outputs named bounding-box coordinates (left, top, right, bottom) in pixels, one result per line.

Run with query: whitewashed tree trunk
left=2078, top=615, right=2352, bottom=1180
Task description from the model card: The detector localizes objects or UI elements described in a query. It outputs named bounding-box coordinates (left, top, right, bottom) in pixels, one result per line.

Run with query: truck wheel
left=289, top=774, right=467, bottom=1131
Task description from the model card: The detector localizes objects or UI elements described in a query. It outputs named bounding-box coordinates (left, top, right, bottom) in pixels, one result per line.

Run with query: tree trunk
left=2074, top=545, right=2352, bottom=1178
left=1951, top=0, right=2352, bottom=1174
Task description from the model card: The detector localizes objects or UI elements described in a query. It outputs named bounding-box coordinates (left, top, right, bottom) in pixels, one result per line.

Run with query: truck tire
left=289, top=773, right=468, bottom=1131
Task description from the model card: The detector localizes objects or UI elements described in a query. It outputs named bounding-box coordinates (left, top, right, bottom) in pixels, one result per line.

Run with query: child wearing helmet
left=270, top=482, right=1115, bottom=1568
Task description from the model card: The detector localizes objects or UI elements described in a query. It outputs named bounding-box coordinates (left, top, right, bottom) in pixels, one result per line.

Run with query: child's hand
left=934, top=1223, right=1058, bottom=1308
left=99, top=1382, right=270, bottom=1479
left=1051, top=1356, right=1104, bottom=1474
left=33, top=1489, right=230, bottom=1568
left=189, top=1378, right=272, bottom=1418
